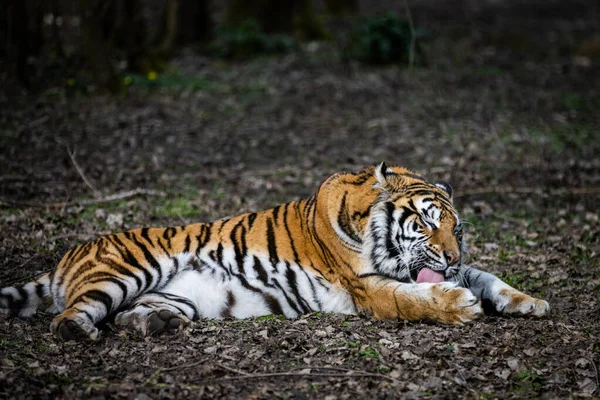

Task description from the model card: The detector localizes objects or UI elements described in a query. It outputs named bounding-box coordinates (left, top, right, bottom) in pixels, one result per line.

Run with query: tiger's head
left=362, top=162, right=464, bottom=283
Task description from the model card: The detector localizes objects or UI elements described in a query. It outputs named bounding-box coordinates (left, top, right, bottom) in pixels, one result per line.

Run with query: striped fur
left=0, top=163, right=549, bottom=340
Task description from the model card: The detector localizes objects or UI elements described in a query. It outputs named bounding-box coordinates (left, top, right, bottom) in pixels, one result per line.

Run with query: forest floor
left=1, top=0, right=599, bottom=399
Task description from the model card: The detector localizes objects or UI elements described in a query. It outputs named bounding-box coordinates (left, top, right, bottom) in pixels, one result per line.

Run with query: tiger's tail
left=0, top=273, right=58, bottom=318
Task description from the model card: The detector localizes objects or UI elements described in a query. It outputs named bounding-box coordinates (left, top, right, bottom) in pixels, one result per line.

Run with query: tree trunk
left=225, top=0, right=327, bottom=39
left=324, top=0, right=359, bottom=15
left=295, top=0, right=329, bottom=41
left=176, top=0, right=212, bottom=45
left=120, top=0, right=154, bottom=73
left=26, top=0, right=44, bottom=56
left=155, top=0, right=179, bottom=56
left=5, top=0, right=31, bottom=86
left=79, top=0, right=121, bottom=92
left=225, top=0, right=295, bottom=34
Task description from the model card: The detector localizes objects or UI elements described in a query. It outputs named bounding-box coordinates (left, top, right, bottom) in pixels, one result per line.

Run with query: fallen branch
left=17, top=115, right=50, bottom=133
left=203, top=366, right=399, bottom=385
left=587, top=357, right=599, bottom=396
left=3, top=254, right=39, bottom=275
left=67, top=146, right=101, bottom=198
left=207, top=371, right=397, bottom=383
left=1, top=188, right=166, bottom=209
left=455, top=186, right=600, bottom=198
left=216, top=363, right=250, bottom=376
left=403, top=0, right=416, bottom=70
left=161, top=358, right=211, bottom=373
left=143, top=357, right=212, bottom=386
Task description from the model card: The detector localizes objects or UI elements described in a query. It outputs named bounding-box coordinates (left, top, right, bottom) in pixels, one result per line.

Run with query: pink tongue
left=416, top=268, right=445, bottom=283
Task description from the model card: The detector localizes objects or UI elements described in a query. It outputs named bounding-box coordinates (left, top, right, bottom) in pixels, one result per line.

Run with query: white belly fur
left=159, top=252, right=356, bottom=319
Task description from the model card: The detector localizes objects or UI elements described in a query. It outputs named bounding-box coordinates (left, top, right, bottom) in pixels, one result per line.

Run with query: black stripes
left=338, top=192, right=362, bottom=244
left=222, top=291, right=236, bottom=318
left=266, top=217, right=278, bottom=265
left=253, top=256, right=271, bottom=287
left=71, top=290, right=114, bottom=313
left=282, top=202, right=301, bottom=264
left=231, top=219, right=248, bottom=269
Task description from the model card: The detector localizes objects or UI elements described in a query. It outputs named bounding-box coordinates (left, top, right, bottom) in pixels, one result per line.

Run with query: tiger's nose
left=444, top=251, right=460, bottom=266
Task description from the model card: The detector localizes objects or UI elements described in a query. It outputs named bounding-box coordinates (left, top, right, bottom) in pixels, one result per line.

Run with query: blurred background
left=0, top=1, right=599, bottom=398
left=1, top=0, right=598, bottom=206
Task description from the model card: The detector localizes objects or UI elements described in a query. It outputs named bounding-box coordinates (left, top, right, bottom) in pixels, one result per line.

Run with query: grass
left=359, top=347, right=380, bottom=359
left=256, top=314, right=285, bottom=322
left=498, top=273, right=538, bottom=293
left=512, top=370, right=543, bottom=394
left=153, top=198, right=200, bottom=218
left=127, top=71, right=229, bottom=93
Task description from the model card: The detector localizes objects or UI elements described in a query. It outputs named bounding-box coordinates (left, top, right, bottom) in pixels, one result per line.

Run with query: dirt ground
left=1, top=0, right=599, bottom=398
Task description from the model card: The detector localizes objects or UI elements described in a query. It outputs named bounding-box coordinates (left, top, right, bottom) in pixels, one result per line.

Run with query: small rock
left=495, top=369, right=511, bottom=380
left=484, top=242, right=499, bottom=251
left=523, top=348, right=538, bottom=357
left=203, top=346, right=218, bottom=354
left=95, top=208, right=107, bottom=220
left=106, top=213, right=124, bottom=228
left=506, top=357, right=522, bottom=371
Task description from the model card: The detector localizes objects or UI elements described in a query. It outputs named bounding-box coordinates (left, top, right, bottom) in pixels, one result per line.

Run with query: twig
left=67, top=146, right=101, bottom=198
left=3, top=254, right=39, bottom=275
left=17, top=115, right=50, bottom=133
left=216, top=363, right=249, bottom=376
left=143, top=368, right=163, bottom=386
left=586, top=357, right=599, bottom=395
left=143, top=358, right=210, bottom=386
left=205, top=371, right=398, bottom=384
left=403, top=0, right=416, bottom=70
left=455, top=186, right=600, bottom=198
left=162, top=358, right=211, bottom=373
left=291, top=365, right=374, bottom=375
left=1, top=188, right=166, bottom=209
left=176, top=213, right=190, bottom=226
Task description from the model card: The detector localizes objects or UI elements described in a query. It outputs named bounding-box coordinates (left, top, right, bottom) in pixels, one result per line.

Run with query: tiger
left=0, top=163, right=550, bottom=341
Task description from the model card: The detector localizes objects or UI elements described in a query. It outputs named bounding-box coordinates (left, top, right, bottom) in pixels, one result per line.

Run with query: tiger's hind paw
left=148, top=310, right=189, bottom=336
left=115, top=307, right=190, bottom=337
left=51, top=314, right=100, bottom=341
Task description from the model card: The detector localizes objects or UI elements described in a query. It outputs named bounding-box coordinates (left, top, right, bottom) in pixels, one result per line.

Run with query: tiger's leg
left=454, top=266, right=550, bottom=316
left=50, top=250, right=195, bottom=341
left=357, top=276, right=483, bottom=324
left=114, top=269, right=202, bottom=337
left=114, top=292, right=198, bottom=337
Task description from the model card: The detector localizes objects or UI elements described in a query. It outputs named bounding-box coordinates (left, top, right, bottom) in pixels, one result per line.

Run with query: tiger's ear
left=435, top=181, right=453, bottom=199
left=374, top=162, right=396, bottom=190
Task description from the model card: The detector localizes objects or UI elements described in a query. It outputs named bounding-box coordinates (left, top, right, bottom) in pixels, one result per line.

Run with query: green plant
left=512, top=370, right=542, bottom=394
left=256, top=314, right=285, bottom=322
left=211, top=19, right=298, bottom=59
left=359, top=347, right=380, bottom=359
left=344, top=13, right=428, bottom=65
left=126, top=71, right=227, bottom=92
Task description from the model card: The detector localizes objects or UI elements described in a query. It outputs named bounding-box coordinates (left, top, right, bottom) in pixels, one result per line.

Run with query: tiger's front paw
left=494, top=289, right=550, bottom=317
left=431, top=283, right=483, bottom=325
